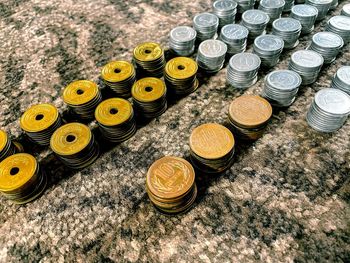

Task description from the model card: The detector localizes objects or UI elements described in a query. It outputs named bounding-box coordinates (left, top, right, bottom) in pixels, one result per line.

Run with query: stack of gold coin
left=0, top=153, right=47, bottom=204
left=0, top=130, right=21, bottom=162
left=50, top=123, right=99, bottom=169
left=95, top=98, right=137, bottom=143
left=164, top=57, right=199, bottom=96
left=189, top=123, right=235, bottom=174
left=132, top=77, right=167, bottom=119
left=63, top=80, right=102, bottom=120
left=146, top=156, right=197, bottom=214
left=133, top=42, right=165, bottom=78
left=20, top=104, right=63, bottom=146
left=228, top=95, right=272, bottom=140
left=101, top=61, right=136, bottom=98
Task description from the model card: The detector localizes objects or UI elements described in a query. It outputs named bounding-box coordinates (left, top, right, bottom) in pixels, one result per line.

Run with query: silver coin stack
left=331, top=66, right=350, bottom=95
left=288, top=50, right=324, bottom=85
left=169, top=26, right=197, bottom=56
left=262, top=70, right=302, bottom=107
left=259, top=0, right=286, bottom=25
left=241, top=10, right=270, bottom=39
left=253, top=34, right=284, bottom=68
left=329, top=0, right=338, bottom=10
left=236, top=0, right=255, bottom=15
left=219, top=24, right=249, bottom=55
left=290, top=4, right=318, bottom=35
left=305, top=0, right=332, bottom=21
left=213, top=0, right=238, bottom=27
left=193, top=13, right=219, bottom=42
left=308, top=32, right=344, bottom=64
left=341, top=3, right=350, bottom=17
left=197, top=40, right=227, bottom=73
left=272, top=18, right=302, bottom=49
left=325, top=16, right=350, bottom=44
left=227, top=52, right=261, bottom=89
left=283, top=0, right=295, bottom=12
left=306, top=88, right=350, bottom=132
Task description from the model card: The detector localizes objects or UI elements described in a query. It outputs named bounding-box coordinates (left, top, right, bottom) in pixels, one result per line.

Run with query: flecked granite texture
left=0, top=0, right=349, bottom=262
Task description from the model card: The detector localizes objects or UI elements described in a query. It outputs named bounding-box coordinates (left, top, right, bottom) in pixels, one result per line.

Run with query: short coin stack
left=306, top=88, right=350, bottom=132
left=169, top=26, right=197, bottom=56
left=189, top=123, right=235, bottom=174
left=331, top=66, right=350, bottom=95
left=253, top=34, right=284, bottom=68
left=236, top=0, right=255, bottom=14
left=341, top=3, right=350, bottom=17
left=305, top=0, right=332, bottom=21
left=146, top=156, right=197, bottom=214
left=290, top=4, right=318, bottom=35
left=325, top=16, right=350, bottom=44
left=241, top=9, right=270, bottom=39
left=272, top=18, right=302, bottom=49
left=219, top=24, right=249, bottom=55
left=193, top=13, right=219, bottom=42
left=283, top=0, right=295, bottom=12
left=259, top=0, right=286, bottom=25
left=213, top=0, right=238, bottom=27
left=0, top=130, right=18, bottom=162
left=197, top=39, right=227, bottom=73
left=95, top=98, right=136, bottom=143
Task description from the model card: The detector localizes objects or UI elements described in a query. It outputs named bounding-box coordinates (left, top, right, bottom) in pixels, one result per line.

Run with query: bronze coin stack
left=228, top=95, right=273, bottom=140
left=189, top=123, right=235, bottom=174
left=0, top=130, right=22, bottom=162
left=146, top=156, right=197, bottom=214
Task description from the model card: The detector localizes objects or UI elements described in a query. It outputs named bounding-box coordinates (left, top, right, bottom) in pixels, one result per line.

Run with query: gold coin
left=20, top=104, right=59, bottom=133
left=95, top=98, right=133, bottom=126
left=165, top=57, right=198, bottom=80
left=63, top=80, right=99, bottom=106
left=0, top=153, right=37, bottom=192
left=50, top=123, right=91, bottom=156
left=101, top=61, right=135, bottom=83
left=133, top=42, right=163, bottom=62
left=229, top=95, right=272, bottom=128
left=132, top=77, right=166, bottom=102
left=0, top=130, right=8, bottom=152
left=189, top=123, right=235, bottom=160
left=146, top=156, right=195, bottom=200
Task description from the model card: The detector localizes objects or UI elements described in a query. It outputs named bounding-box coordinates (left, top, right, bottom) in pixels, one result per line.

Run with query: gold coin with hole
left=101, top=61, right=135, bottom=83
left=95, top=98, right=133, bottom=127
left=165, top=57, right=198, bottom=79
left=133, top=42, right=163, bottom=62
left=63, top=80, right=99, bottom=106
left=0, top=130, right=8, bottom=152
left=132, top=77, right=166, bottom=103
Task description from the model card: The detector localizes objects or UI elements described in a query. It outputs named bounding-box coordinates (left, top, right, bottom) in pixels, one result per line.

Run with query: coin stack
left=272, top=18, right=302, bottom=49
left=259, top=0, right=286, bottom=25
left=193, top=13, right=219, bottom=42
left=169, top=26, right=197, bottom=56
left=101, top=61, right=136, bottom=98
left=197, top=39, right=227, bottom=73
left=0, top=153, right=46, bottom=204
left=329, top=0, right=338, bottom=10
left=133, top=42, right=165, bottom=78
left=20, top=104, right=63, bottom=146
left=262, top=70, right=302, bottom=107
left=283, top=0, right=295, bottom=12
left=63, top=80, right=102, bottom=120
left=50, top=123, right=99, bottom=169
left=290, top=4, right=318, bottom=35
left=95, top=98, right=137, bottom=143
left=236, top=0, right=255, bottom=15
left=164, top=57, right=199, bottom=96
left=241, top=9, right=270, bottom=39
left=212, top=0, right=238, bottom=28
left=0, top=130, right=18, bottom=162
left=305, top=0, right=332, bottom=21
left=306, top=88, right=350, bottom=132
left=219, top=24, right=249, bottom=55
left=228, top=95, right=272, bottom=140
left=189, top=123, right=235, bottom=174
left=331, top=66, right=350, bottom=95
left=325, top=16, right=350, bottom=44
left=131, top=77, right=167, bottom=119
left=253, top=34, right=284, bottom=68
left=288, top=50, right=324, bottom=85
left=341, top=3, right=350, bottom=17
left=227, top=52, right=261, bottom=89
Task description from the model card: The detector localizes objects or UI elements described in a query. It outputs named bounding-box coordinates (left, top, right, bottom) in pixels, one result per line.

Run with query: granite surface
left=0, top=0, right=349, bottom=262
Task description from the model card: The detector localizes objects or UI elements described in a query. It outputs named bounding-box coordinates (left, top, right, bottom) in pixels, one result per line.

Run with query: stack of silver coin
left=289, top=50, right=324, bottom=85
left=219, top=24, right=249, bottom=55
left=306, top=88, right=350, bottom=132
left=197, top=39, right=227, bottom=73
left=305, top=0, right=332, bottom=21
left=290, top=4, right=318, bottom=35
left=259, top=0, right=286, bottom=25
left=236, top=0, right=255, bottom=15
left=308, top=32, right=344, bottom=64
left=213, top=0, right=238, bottom=27
left=262, top=70, right=302, bottom=107
left=272, top=18, right=302, bottom=49
left=241, top=10, right=270, bottom=39
left=283, top=0, right=295, bottom=12
left=253, top=34, right=284, bottom=68
left=193, top=13, right=219, bottom=42
left=329, top=0, right=338, bottom=10
left=169, top=26, right=197, bottom=56
left=325, top=16, right=350, bottom=44
left=227, top=52, right=261, bottom=89
left=341, top=3, right=350, bottom=17
left=331, top=66, right=350, bottom=95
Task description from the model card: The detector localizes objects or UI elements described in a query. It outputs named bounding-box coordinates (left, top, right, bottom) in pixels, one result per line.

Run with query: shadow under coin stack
left=50, top=123, right=99, bottom=169
left=253, top=34, right=284, bottom=68
left=241, top=9, right=270, bottom=39
left=193, top=13, right=219, bottom=42
left=228, top=95, right=273, bottom=140
left=272, top=18, right=301, bottom=49
left=20, top=104, right=63, bottom=146
left=189, top=123, right=235, bottom=174
left=146, top=156, right=197, bottom=214
left=258, top=0, right=286, bottom=25
left=95, top=98, right=136, bottom=143
left=331, top=66, right=350, bottom=95
left=308, top=32, right=343, bottom=64
left=169, top=26, right=197, bottom=56
left=305, top=0, right=332, bottom=21
left=0, top=153, right=46, bottom=204
left=212, top=0, right=238, bottom=28
left=197, top=39, right=227, bottom=73
left=325, top=16, right=350, bottom=44
left=290, top=4, right=318, bottom=35
left=219, top=24, right=249, bottom=55
left=0, top=130, right=19, bottom=162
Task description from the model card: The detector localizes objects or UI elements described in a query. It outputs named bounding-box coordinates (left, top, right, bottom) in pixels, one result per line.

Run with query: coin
left=258, top=0, right=286, bottom=25
left=0, top=130, right=18, bottom=162
left=253, top=34, right=284, bottom=68
left=331, top=66, right=350, bottom=95
left=169, top=26, right=196, bottom=56
left=326, top=16, right=350, bottom=44
left=0, top=130, right=8, bottom=154
left=213, top=0, right=238, bottom=27
left=309, top=32, right=343, bottom=64
left=290, top=4, right=318, bottom=34
left=241, top=9, right=269, bottom=39
left=133, top=42, right=163, bottom=62
left=341, top=3, right=350, bottom=17
left=305, top=0, right=332, bottom=21
left=197, top=39, right=227, bottom=73
left=272, top=18, right=301, bottom=49
left=193, top=13, right=219, bottom=42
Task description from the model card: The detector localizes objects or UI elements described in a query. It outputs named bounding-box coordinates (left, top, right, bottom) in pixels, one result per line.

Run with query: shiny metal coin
left=259, top=0, right=286, bottom=24
left=193, top=13, right=219, bottom=42
left=197, top=39, right=227, bottom=72
left=219, top=24, right=248, bottom=55
left=308, top=32, right=343, bottom=64
left=236, top=0, right=255, bottom=14
left=272, top=18, right=301, bottom=49
left=290, top=4, right=318, bottom=34
left=325, top=16, right=350, bottom=44
left=253, top=34, right=284, bottom=68
left=213, top=0, right=238, bottom=27
left=305, top=0, right=332, bottom=21
left=331, top=66, right=350, bottom=95
left=241, top=9, right=269, bottom=39
left=169, top=26, right=196, bottom=57
left=341, top=3, right=350, bottom=17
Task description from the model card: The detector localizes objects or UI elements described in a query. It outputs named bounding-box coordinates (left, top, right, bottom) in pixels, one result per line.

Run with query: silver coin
left=221, top=24, right=249, bottom=39
left=291, top=4, right=318, bottom=17
left=255, top=34, right=284, bottom=51
left=193, top=13, right=219, bottom=27
left=170, top=26, right=196, bottom=42
left=213, top=0, right=237, bottom=11
left=337, top=66, right=350, bottom=85
left=273, top=17, right=302, bottom=31
left=328, top=15, right=350, bottom=31
left=198, top=39, right=227, bottom=58
left=229, top=53, right=261, bottom=71
left=312, top=32, right=343, bottom=48
left=291, top=50, right=323, bottom=68
left=314, top=88, right=350, bottom=115
left=267, top=70, right=302, bottom=90
left=242, top=9, right=269, bottom=24
left=260, top=0, right=285, bottom=8
left=342, top=3, right=350, bottom=17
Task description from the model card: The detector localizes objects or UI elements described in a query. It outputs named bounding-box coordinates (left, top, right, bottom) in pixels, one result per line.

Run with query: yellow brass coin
left=165, top=57, right=198, bottom=80
left=133, top=42, right=163, bottom=62
left=132, top=77, right=166, bottom=102
left=101, top=61, right=135, bottom=83
left=190, top=123, right=235, bottom=160
left=63, top=80, right=99, bottom=106
left=20, top=104, right=59, bottom=133
left=95, top=98, right=133, bottom=126
left=0, top=153, right=37, bottom=192
left=50, top=123, right=91, bottom=156
left=0, top=130, right=8, bottom=152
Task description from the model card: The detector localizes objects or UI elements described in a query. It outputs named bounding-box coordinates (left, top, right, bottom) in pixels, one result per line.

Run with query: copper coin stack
left=0, top=130, right=21, bottom=162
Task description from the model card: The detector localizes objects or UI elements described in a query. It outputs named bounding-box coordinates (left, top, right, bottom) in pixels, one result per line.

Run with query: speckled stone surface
left=0, top=0, right=349, bottom=262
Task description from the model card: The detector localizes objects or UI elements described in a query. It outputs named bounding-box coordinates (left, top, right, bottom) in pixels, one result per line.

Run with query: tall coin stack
left=212, top=0, right=238, bottom=28
left=325, top=16, right=350, bottom=44
left=341, top=3, right=350, bottom=17
left=146, top=156, right=197, bottom=214
left=219, top=24, right=249, bottom=55
left=331, top=66, right=350, bottom=95
left=253, top=34, right=284, bottom=68
left=20, top=104, right=63, bottom=146
left=193, top=13, right=219, bottom=42
left=283, top=0, right=295, bottom=12
left=305, top=0, right=332, bottom=21
left=290, top=4, right=318, bottom=35
left=169, top=26, right=197, bottom=56
left=0, top=130, right=18, bottom=162
left=241, top=10, right=270, bottom=39
left=189, top=123, right=235, bottom=174
left=95, top=98, right=137, bottom=143
left=236, top=0, right=255, bottom=15
left=306, top=88, right=350, bottom=132
left=272, top=18, right=302, bottom=49
left=197, top=39, right=227, bottom=73
left=259, top=0, right=286, bottom=25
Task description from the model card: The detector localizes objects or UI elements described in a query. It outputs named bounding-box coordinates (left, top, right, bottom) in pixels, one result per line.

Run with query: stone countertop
left=0, top=0, right=349, bottom=262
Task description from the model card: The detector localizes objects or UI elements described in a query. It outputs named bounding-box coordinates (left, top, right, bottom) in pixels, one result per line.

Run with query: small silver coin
left=221, top=24, right=249, bottom=40
left=291, top=50, right=323, bottom=69
left=267, top=70, right=302, bottom=90
left=315, top=88, right=350, bottom=116
left=170, top=26, right=196, bottom=42
left=255, top=34, right=284, bottom=51
left=229, top=53, right=261, bottom=71
left=193, top=13, right=219, bottom=28
left=273, top=17, right=302, bottom=32
left=242, top=9, right=270, bottom=25
left=198, top=39, right=227, bottom=58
